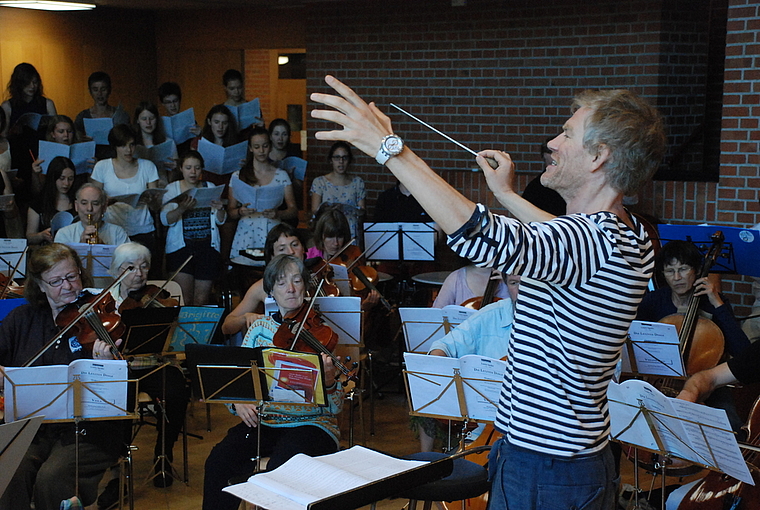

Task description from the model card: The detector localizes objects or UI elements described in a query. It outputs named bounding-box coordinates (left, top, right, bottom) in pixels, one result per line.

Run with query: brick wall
left=245, top=49, right=272, bottom=121
left=305, top=0, right=759, bottom=315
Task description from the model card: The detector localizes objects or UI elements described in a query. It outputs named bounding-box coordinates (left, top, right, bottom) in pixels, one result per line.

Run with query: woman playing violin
left=102, top=242, right=188, bottom=489
left=203, top=255, right=343, bottom=510
left=0, top=243, right=124, bottom=510
left=221, top=223, right=305, bottom=339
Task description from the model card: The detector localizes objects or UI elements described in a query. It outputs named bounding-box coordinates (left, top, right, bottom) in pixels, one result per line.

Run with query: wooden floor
left=104, top=382, right=422, bottom=510
left=94, top=371, right=711, bottom=510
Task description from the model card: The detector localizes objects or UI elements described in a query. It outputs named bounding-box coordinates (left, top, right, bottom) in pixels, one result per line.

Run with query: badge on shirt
left=69, top=336, right=82, bottom=353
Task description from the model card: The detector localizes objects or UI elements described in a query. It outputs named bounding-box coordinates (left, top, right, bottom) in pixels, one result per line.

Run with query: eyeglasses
left=663, top=266, right=693, bottom=277
left=45, top=272, right=79, bottom=288
left=331, top=155, right=349, bottom=161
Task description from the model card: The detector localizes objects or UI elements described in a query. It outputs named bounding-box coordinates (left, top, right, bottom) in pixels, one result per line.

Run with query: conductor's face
left=272, top=263, right=306, bottom=317
left=543, top=107, right=597, bottom=199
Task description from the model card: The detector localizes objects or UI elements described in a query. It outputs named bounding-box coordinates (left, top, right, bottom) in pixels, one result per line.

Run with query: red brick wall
left=305, top=0, right=759, bottom=314
left=245, top=49, right=272, bottom=121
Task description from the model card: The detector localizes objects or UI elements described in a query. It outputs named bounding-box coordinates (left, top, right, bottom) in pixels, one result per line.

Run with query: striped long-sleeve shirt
left=449, top=204, right=653, bottom=456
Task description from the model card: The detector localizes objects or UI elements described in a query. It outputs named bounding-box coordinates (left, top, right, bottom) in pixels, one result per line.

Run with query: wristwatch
left=375, top=134, right=405, bottom=165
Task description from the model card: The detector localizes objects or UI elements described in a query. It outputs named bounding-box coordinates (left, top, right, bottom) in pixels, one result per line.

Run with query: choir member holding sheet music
left=310, top=141, right=365, bottom=243
left=203, top=254, right=343, bottom=510
left=90, top=124, right=160, bottom=264
left=133, top=101, right=178, bottom=186
left=0, top=111, right=20, bottom=238
left=74, top=72, right=129, bottom=157
left=2, top=63, right=57, bottom=209
left=158, top=82, right=201, bottom=156
left=222, top=223, right=305, bottom=339
left=161, top=151, right=226, bottom=305
left=27, top=156, right=76, bottom=245
left=33, top=115, right=96, bottom=185
left=268, top=118, right=303, bottom=161
left=0, top=243, right=125, bottom=510
left=228, top=127, right=297, bottom=267
left=54, top=183, right=128, bottom=246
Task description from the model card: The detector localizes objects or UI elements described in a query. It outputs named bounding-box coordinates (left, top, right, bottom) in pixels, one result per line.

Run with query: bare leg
left=174, top=272, right=194, bottom=306
left=194, top=279, right=214, bottom=306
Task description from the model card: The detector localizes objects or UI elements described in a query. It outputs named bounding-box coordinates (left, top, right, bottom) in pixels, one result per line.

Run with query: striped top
left=449, top=204, right=653, bottom=457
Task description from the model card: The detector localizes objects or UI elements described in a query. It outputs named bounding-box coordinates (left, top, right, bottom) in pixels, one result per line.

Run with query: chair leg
left=119, top=446, right=136, bottom=510
left=183, top=413, right=189, bottom=483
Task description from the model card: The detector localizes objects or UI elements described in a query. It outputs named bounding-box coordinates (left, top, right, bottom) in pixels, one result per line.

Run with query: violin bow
left=141, top=255, right=192, bottom=308
left=0, top=245, right=27, bottom=299
left=22, top=265, right=136, bottom=367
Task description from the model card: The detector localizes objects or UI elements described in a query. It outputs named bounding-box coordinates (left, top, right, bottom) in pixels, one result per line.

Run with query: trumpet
left=86, top=214, right=98, bottom=244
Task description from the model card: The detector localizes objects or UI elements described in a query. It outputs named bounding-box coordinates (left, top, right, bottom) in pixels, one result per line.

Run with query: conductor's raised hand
left=477, top=150, right=517, bottom=198
left=310, top=75, right=393, bottom=158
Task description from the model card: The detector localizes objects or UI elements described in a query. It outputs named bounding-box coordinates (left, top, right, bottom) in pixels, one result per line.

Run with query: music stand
left=0, top=238, right=26, bottom=279
left=403, top=352, right=505, bottom=450
left=165, top=306, right=224, bottom=354
left=2, top=362, right=136, bottom=506
left=608, top=379, right=753, bottom=510
left=620, top=320, right=685, bottom=378
left=399, top=308, right=448, bottom=353
left=186, top=344, right=329, bottom=473
left=363, top=222, right=437, bottom=262
left=120, top=307, right=180, bottom=357
left=0, top=416, right=45, bottom=500
left=657, top=224, right=760, bottom=277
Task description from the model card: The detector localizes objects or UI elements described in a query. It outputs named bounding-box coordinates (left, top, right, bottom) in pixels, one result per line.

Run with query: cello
left=677, top=395, right=760, bottom=510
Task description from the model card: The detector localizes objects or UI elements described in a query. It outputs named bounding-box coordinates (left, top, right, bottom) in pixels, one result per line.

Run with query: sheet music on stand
left=312, top=297, right=362, bottom=345
left=363, top=222, right=437, bottom=261
left=70, top=243, right=117, bottom=278
left=186, top=345, right=328, bottom=407
left=657, top=223, right=760, bottom=277
left=620, top=320, right=685, bottom=377
left=0, top=238, right=26, bottom=279
left=1, top=360, right=135, bottom=422
left=167, top=306, right=224, bottom=353
left=403, top=352, right=505, bottom=423
left=399, top=306, right=476, bottom=353
left=608, top=379, right=753, bottom=484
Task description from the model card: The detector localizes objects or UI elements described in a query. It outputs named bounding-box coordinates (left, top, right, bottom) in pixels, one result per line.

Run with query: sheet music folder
left=306, top=454, right=453, bottom=510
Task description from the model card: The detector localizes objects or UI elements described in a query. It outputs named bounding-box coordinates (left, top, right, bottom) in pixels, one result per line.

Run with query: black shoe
left=97, top=478, right=122, bottom=509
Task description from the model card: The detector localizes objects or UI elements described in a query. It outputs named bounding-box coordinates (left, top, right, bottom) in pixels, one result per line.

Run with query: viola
left=55, top=290, right=125, bottom=359
left=273, top=302, right=358, bottom=386
left=119, top=284, right=180, bottom=312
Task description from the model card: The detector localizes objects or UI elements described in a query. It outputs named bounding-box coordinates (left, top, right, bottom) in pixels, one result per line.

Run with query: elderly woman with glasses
left=310, top=141, right=365, bottom=243
left=0, top=243, right=125, bottom=510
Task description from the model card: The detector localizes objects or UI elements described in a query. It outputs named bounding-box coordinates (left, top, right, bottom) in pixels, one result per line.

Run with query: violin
left=55, top=290, right=125, bottom=359
left=272, top=301, right=359, bottom=386
left=330, top=244, right=393, bottom=312
left=304, top=257, right=340, bottom=297
left=119, top=284, right=179, bottom=312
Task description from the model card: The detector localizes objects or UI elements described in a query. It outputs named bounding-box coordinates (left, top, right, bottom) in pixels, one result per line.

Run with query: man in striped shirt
left=312, top=76, right=666, bottom=510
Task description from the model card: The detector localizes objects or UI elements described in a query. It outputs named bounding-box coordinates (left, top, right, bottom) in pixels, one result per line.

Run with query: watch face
left=384, top=136, right=404, bottom=155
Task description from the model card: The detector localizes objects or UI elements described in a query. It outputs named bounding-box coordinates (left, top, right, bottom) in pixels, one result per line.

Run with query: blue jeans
left=487, top=438, right=619, bottom=510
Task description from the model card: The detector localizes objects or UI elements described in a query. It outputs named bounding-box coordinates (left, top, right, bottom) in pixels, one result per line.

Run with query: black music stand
left=657, top=224, right=760, bottom=277
left=120, top=307, right=180, bottom=357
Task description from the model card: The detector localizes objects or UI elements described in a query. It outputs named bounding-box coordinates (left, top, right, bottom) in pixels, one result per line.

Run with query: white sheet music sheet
left=38, top=140, right=96, bottom=175
left=161, top=107, right=196, bottom=144
left=229, top=174, right=285, bottom=211
left=279, top=157, right=307, bottom=181
left=134, top=139, right=177, bottom=169
left=399, top=307, right=446, bottom=353
left=608, top=379, right=752, bottom=484
left=313, top=296, right=361, bottom=345
left=187, top=185, right=225, bottom=208
left=3, top=360, right=128, bottom=421
left=0, top=238, right=26, bottom=278
left=442, top=305, right=476, bottom=328
left=225, top=98, right=262, bottom=130
left=404, top=352, right=505, bottom=422
left=198, top=138, right=247, bottom=175
left=621, top=320, right=684, bottom=376
left=223, top=445, right=427, bottom=510
left=83, top=117, right=113, bottom=145
left=328, top=264, right=352, bottom=297
left=71, top=243, right=117, bottom=278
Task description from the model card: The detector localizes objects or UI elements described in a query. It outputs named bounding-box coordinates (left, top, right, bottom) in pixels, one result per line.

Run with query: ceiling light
left=0, top=1, right=95, bottom=11
left=278, top=56, right=290, bottom=66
